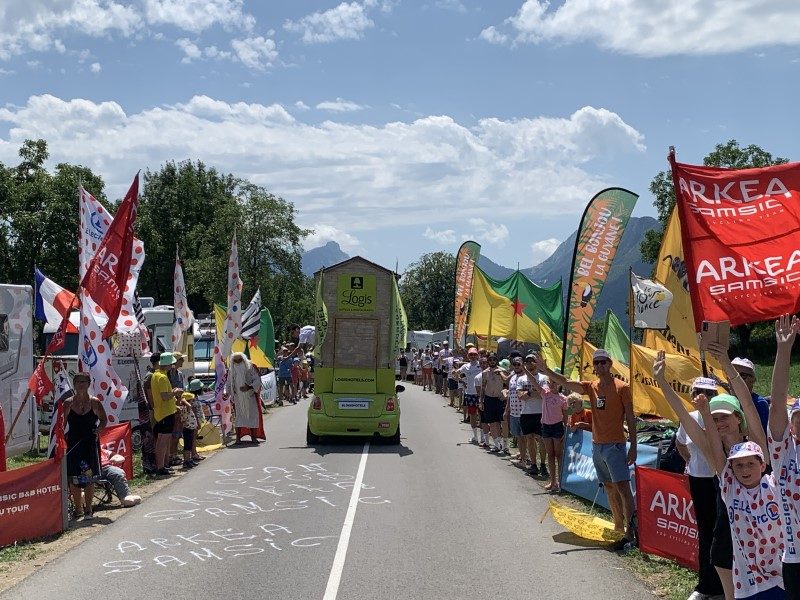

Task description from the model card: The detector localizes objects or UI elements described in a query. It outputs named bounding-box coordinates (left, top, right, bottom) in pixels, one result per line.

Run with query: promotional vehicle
left=0, top=284, right=36, bottom=457
left=307, top=256, right=406, bottom=445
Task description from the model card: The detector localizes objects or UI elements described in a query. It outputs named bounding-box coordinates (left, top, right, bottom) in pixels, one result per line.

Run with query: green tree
left=0, top=139, right=106, bottom=289
left=640, top=140, right=789, bottom=354
left=136, top=160, right=313, bottom=331
left=400, top=252, right=456, bottom=330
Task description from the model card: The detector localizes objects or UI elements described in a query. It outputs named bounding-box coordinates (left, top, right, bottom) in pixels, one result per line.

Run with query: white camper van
left=0, top=284, right=36, bottom=457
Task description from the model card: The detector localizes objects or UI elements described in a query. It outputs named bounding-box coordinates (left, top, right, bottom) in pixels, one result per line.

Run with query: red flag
left=671, top=156, right=800, bottom=328
left=28, top=363, right=54, bottom=407
left=45, top=297, right=78, bottom=355
left=49, top=400, right=67, bottom=460
left=79, top=174, right=139, bottom=338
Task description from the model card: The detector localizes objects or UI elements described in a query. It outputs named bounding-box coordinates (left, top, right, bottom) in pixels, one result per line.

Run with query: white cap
left=593, top=348, right=611, bottom=361
left=731, top=357, right=755, bottom=374
left=691, top=377, right=717, bottom=391
left=727, top=441, right=763, bottom=462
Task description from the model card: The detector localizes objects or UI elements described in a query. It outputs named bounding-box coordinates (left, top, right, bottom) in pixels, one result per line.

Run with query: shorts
left=447, top=378, right=458, bottom=391
left=153, top=413, right=176, bottom=435
left=422, top=367, right=433, bottom=375
left=482, top=396, right=504, bottom=424
left=541, top=421, right=565, bottom=439
left=520, top=413, right=542, bottom=436
left=278, top=376, right=292, bottom=385
left=592, top=442, right=630, bottom=483
left=510, top=416, right=523, bottom=437
left=183, top=427, right=196, bottom=449
left=464, top=393, right=479, bottom=408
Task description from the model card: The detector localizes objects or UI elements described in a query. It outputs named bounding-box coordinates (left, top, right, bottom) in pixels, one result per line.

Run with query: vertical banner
left=389, top=277, right=408, bottom=359
left=635, top=466, right=699, bottom=571
left=671, top=156, right=800, bottom=327
left=562, top=188, right=638, bottom=375
left=0, top=459, right=64, bottom=547
left=99, top=422, right=133, bottom=480
left=314, top=270, right=328, bottom=363
left=601, top=309, right=631, bottom=365
left=641, top=209, right=725, bottom=378
left=171, top=249, right=193, bottom=349
left=453, top=241, right=481, bottom=348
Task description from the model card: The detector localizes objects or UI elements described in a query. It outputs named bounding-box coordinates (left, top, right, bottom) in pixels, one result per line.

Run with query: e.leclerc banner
left=670, top=155, right=800, bottom=328
left=453, top=241, right=481, bottom=348
left=0, top=459, right=64, bottom=547
left=561, top=188, right=638, bottom=375
left=635, top=466, right=699, bottom=571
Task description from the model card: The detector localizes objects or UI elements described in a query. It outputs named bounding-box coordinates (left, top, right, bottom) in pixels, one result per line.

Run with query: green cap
left=709, top=394, right=747, bottom=433
left=159, top=352, right=177, bottom=366
left=498, top=359, right=510, bottom=371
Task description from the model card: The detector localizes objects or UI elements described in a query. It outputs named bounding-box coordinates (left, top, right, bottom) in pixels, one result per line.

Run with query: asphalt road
left=5, top=384, right=654, bottom=600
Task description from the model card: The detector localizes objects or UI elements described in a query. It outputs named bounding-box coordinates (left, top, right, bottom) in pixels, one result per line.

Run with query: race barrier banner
left=0, top=458, right=64, bottom=547
left=635, top=466, right=698, bottom=571
left=560, top=429, right=657, bottom=510
left=99, top=422, right=133, bottom=480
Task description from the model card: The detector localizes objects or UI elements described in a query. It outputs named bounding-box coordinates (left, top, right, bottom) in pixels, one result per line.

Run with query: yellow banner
left=643, top=209, right=725, bottom=378
left=454, top=241, right=481, bottom=348
left=213, top=304, right=272, bottom=369
left=538, top=318, right=563, bottom=371
left=630, top=343, right=697, bottom=421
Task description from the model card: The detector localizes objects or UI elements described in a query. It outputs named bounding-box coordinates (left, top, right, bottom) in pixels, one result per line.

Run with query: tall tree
left=640, top=140, right=789, bottom=353
left=400, top=251, right=456, bottom=331
left=0, top=139, right=105, bottom=289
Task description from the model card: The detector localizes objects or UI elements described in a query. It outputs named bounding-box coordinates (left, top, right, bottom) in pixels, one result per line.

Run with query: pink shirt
left=541, top=389, right=566, bottom=426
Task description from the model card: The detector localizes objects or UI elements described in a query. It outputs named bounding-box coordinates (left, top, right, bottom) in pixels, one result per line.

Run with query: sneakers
left=156, top=468, right=172, bottom=478
left=469, top=438, right=479, bottom=445
left=182, top=461, right=195, bottom=469
left=539, top=463, right=549, bottom=478
left=488, top=446, right=499, bottom=453
left=526, top=464, right=540, bottom=477
left=122, top=495, right=142, bottom=507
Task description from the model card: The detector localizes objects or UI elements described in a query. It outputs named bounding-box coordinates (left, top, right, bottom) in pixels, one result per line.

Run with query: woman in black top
left=64, top=373, right=108, bottom=520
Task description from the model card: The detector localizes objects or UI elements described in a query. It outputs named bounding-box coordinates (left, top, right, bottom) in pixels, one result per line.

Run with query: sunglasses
left=692, top=388, right=718, bottom=398
left=512, top=361, right=523, bottom=366
left=737, top=372, right=754, bottom=380
left=593, top=359, right=609, bottom=365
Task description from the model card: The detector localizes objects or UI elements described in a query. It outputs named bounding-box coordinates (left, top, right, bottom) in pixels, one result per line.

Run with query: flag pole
left=4, top=389, right=33, bottom=444
left=628, top=267, right=635, bottom=341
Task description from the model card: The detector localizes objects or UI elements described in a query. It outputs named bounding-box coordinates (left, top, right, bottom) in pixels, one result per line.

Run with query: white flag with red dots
left=171, top=250, right=194, bottom=350
left=78, top=291, right=129, bottom=424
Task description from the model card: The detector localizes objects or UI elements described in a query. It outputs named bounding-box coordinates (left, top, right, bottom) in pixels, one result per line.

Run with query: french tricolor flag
left=34, top=267, right=79, bottom=332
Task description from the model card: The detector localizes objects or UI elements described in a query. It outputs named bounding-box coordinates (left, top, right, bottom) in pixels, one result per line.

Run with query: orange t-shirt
left=581, top=379, right=632, bottom=444
left=568, top=408, right=593, bottom=432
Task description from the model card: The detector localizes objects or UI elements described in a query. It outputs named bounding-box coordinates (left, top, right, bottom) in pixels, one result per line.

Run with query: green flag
left=314, top=270, right=328, bottom=362
left=390, top=276, right=407, bottom=355
left=602, top=309, right=630, bottom=365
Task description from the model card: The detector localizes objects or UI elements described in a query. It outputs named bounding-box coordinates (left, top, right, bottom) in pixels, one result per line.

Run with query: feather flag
left=47, top=362, right=73, bottom=459
left=221, top=235, right=243, bottom=359
left=630, top=272, right=673, bottom=331
left=241, top=288, right=262, bottom=343
left=79, top=176, right=141, bottom=338
left=171, top=250, right=193, bottom=350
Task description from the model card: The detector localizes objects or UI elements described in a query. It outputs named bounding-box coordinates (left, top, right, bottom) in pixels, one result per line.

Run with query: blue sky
left=2, top=1, right=799, bottom=272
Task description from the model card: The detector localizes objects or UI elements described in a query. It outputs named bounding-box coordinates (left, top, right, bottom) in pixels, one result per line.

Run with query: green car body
left=307, top=366, right=400, bottom=443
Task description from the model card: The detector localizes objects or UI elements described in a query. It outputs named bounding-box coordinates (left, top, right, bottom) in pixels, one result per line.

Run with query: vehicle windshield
left=194, top=338, right=214, bottom=361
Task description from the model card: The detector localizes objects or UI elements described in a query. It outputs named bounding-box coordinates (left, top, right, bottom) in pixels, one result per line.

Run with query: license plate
left=338, top=400, right=370, bottom=409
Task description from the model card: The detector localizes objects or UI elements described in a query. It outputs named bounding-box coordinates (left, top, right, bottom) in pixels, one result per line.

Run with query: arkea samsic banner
left=671, top=156, right=800, bottom=328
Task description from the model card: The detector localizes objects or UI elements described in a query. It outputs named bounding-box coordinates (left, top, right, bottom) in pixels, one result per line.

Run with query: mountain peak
left=302, top=241, right=350, bottom=275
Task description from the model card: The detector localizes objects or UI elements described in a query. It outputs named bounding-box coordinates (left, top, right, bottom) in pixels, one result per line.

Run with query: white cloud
left=143, top=0, right=255, bottom=33
left=435, top=0, right=466, bottom=13
left=304, top=224, right=360, bottom=252
left=90, top=62, right=101, bottom=73
left=0, top=0, right=140, bottom=60
left=231, top=36, right=278, bottom=70
left=530, top=238, right=560, bottom=264
left=468, top=218, right=509, bottom=246
left=423, top=227, right=457, bottom=244
left=481, top=0, right=800, bottom=57
left=0, top=68, right=14, bottom=75
left=294, top=101, right=310, bottom=111
left=284, top=2, right=374, bottom=44
left=0, top=95, right=645, bottom=235
left=315, top=98, right=367, bottom=112
left=176, top=36, right=273, bottom=69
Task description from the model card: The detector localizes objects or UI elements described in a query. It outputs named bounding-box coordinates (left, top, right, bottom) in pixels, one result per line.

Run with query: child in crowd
left=566, top=394, right=593, bottom=432
left=180, top=381, right=202, bottom=469
left=298, top=360, right=310, bottom=399
left=529, top=374, right=567, bottom=492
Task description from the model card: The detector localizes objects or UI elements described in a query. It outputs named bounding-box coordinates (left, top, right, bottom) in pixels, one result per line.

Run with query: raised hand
left=694, top=392, right=711, bottom=413
left=652, top=350, right=666, bottom=381
left=774, top=314, right=799, bottom=347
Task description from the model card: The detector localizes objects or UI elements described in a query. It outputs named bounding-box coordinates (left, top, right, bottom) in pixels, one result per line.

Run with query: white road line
left=323, top=441, right=370, bottom=600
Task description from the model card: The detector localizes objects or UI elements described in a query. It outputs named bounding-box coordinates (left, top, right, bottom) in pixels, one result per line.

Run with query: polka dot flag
left=216, top=234, right=243, bottom=435
left=171, top=249, right=194, bottom=350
